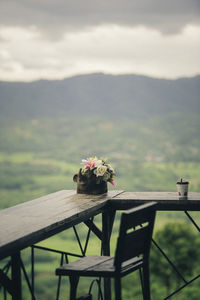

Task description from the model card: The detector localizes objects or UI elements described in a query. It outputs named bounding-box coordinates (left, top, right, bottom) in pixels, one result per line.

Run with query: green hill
left=0, top=73, right=199, bottom=119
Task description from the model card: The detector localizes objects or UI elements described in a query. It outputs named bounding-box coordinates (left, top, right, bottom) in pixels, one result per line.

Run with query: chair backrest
left=114, top=202, right=157, bottom=270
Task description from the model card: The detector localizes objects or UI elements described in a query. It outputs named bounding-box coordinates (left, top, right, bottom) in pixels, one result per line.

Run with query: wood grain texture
left=1, top=190, right=200, bottom=260
left=111, top=191, right=200, bottom=211
left=0, top=190, right=123, bottom=260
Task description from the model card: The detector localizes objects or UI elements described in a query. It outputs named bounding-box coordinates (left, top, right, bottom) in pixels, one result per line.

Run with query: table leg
left=102, top=209, right=116, bottom=300
left=11, top=252, right=22, bottom=300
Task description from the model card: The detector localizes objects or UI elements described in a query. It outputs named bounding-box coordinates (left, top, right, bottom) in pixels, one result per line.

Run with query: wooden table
left=110, top=191, right=200, bottom=211
left=0, top=190, right=122, bottom=300
left=0, top=190, right=200, bottom=300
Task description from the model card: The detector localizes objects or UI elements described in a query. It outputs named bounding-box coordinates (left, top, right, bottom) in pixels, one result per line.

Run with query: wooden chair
left=56, top=202, right=157, bottom=300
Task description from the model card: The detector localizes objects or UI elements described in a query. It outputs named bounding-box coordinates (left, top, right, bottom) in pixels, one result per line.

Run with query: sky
left=0, top=0, right=200, bottom=82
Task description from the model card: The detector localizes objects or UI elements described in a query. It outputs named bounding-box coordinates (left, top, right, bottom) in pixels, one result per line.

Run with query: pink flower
left=82, top=157, right=97, bottom=170
left=82, top=159, right=88, bottom=164
left=110, top=180, right=117, bottom=186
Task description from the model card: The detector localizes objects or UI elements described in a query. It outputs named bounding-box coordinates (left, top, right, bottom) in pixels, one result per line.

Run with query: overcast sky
left=0, top=0, right=200, bottom=81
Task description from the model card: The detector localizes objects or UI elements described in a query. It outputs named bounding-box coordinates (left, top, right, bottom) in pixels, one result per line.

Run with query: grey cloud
left=0, top=0, right=200, bottom=38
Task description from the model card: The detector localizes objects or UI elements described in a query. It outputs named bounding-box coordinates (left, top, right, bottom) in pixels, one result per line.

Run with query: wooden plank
left=113, top=191, right=200, bottom=201
left=56, top=255, right=115, bottom=278
left=56, top=256, right=112, bottom=273
left=117, top=227, right=149, bottom=261
left=120, top=202, right=157, bottom=230
left=111, top=192, right=200, bottom=211
left=0, top=191, right=76, bottom=253
left=0, top=190, right=122, bottom=260
left=1, top=190, right=200, bottom=260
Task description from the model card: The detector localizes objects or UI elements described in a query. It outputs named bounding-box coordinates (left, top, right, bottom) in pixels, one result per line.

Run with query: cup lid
left=176, top=181, right=189, bottom=184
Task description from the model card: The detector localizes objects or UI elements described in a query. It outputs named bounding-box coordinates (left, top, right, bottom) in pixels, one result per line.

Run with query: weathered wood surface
left=1, top=190, right=200, bottom=260
left=111, top=191, right=200, bottom=211
left=0, top=190, right=122, bottom=260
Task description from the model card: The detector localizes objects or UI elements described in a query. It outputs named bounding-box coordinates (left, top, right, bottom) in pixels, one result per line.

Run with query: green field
left=0, top=115, right=200, bottom=299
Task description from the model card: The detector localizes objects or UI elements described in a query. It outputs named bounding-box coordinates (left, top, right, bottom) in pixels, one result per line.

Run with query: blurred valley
left=0, top=73, right=200, bottom=208
left=1, top=73, right=200, bottom=300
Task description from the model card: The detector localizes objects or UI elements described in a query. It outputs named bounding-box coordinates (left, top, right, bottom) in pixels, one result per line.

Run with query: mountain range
left=0, top=73, right=200, bottom=119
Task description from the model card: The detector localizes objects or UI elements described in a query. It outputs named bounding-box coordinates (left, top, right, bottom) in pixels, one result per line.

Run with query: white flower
left=94, top=165, right=107, bottom=177
left=95, top=160, right=103, bottom=167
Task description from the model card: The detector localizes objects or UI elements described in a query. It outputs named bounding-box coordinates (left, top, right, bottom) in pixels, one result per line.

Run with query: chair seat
left=56, top=255, right=143, bottom=278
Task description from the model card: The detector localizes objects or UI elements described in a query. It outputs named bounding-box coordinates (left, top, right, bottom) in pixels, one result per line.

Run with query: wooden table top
left=0, top=190, right=200, bottom=260
left=111, top=191, right=200, bottom=210
left=0, top=190, right=121, bottom=260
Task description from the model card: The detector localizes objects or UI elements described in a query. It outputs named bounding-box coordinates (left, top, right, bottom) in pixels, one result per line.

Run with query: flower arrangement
left=81, top=156, right=116, bottom=186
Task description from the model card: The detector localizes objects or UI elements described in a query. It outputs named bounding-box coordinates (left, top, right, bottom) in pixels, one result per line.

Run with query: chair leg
left=142, top=264, right=150, bottom=300
left=69, top=275, right=79, bottom=300
left=139, top=268, right=145, bottom=299
left=114, top=276, right=122, bottom=300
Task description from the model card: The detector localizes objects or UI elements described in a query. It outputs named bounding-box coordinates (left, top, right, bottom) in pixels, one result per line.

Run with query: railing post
left=11, top=251, right=22, bottom=300
left=102, top=209, right=116, bottom=300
